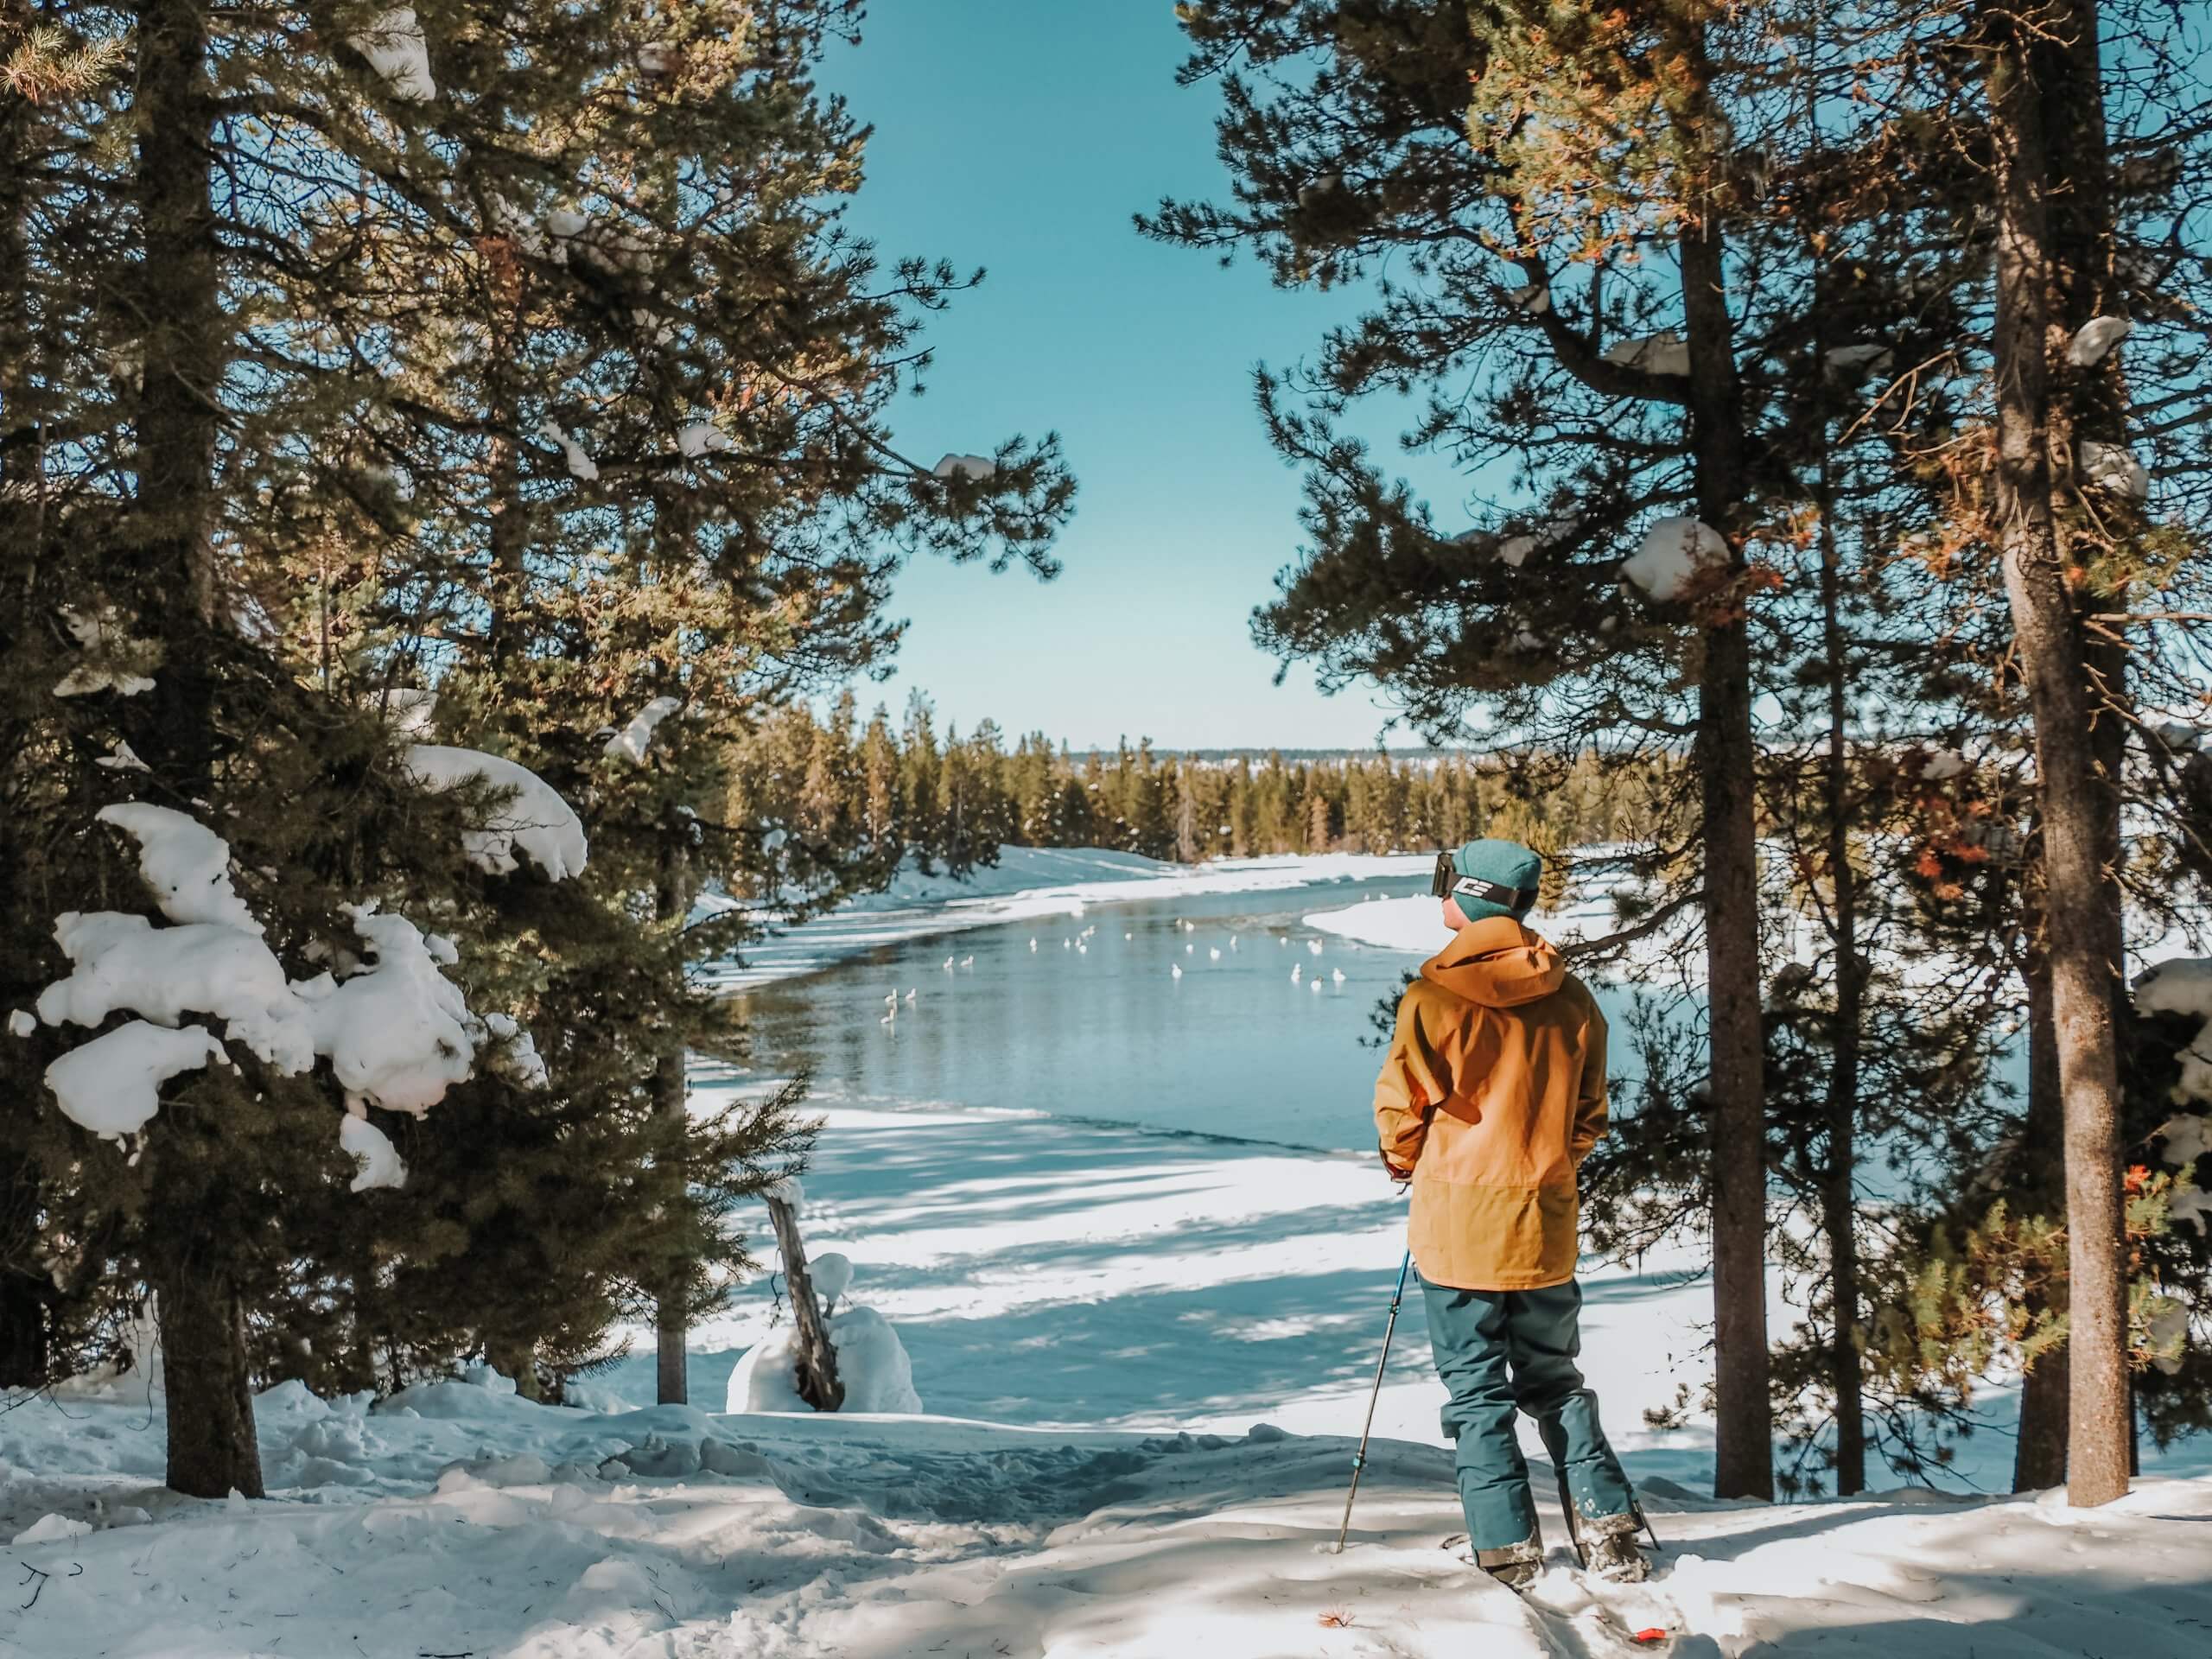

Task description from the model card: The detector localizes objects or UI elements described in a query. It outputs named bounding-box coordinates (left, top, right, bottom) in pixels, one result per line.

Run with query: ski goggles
left=1429, top=851, right=1539, bottom=916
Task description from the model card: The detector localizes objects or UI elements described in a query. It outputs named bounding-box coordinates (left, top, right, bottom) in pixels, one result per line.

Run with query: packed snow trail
left=0, top=1379, right=2206, bottom=1657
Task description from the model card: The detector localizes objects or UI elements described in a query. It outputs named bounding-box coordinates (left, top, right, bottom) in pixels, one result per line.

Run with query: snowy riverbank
left=708, top=846, right=1431, bottom=990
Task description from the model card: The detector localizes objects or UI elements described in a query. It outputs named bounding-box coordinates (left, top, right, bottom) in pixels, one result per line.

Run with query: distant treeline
left=724, top=691, right=1671, bottom=879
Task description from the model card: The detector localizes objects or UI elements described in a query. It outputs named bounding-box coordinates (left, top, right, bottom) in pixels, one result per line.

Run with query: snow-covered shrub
left=724, top=1253, right=920, bottom=1415
left=35, top=806, right=544, bottom=1178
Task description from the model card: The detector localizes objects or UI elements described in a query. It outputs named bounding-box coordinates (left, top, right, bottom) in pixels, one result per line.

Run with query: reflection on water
left=733, top=874, right=1638, bottom=1154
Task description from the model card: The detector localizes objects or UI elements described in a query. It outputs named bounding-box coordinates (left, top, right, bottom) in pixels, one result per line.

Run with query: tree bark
left=1986, top=0, right=2132, bottom=1509
left=763, top=1196, right=842, bottom=1411
left=652, top=828, right=696, bottom=1406
left=1679, top=164, right=1773, bottom=1500
left=1817, top=508, right=1866, bottom=1497
left=2014, top=949, right=2070, bottom=1491
left=131, top=0, right=264, bottom=1500
left=156, top=1270, right=264, bottom=1499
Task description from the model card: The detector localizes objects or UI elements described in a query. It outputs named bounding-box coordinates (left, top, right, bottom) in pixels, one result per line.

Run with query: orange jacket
left=1372, top=916, right=1608, bottom=1291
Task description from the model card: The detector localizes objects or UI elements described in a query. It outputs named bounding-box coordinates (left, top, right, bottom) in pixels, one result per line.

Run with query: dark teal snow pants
left=1418, top=1270, right=1637, bottom=1551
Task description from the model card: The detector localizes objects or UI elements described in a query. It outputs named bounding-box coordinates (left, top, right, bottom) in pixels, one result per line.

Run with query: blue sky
left=820, top=4, right=1471, bottom=751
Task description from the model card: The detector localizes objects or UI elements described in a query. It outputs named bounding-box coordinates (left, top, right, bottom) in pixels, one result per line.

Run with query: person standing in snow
left=1374, top=837, right=1647, bottom=1588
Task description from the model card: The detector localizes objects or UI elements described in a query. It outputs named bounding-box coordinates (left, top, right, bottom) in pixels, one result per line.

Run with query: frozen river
left=728, top=866, right=1644, bottom=1154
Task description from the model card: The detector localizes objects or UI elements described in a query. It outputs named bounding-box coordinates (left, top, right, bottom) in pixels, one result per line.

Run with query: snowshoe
left=1474, top=1535, right=1544, bottom=1592
left=1576, top=1510, right=1650, bottom=1584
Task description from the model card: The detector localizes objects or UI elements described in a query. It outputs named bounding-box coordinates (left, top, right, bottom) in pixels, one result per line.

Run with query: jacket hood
left=1421, top=915, right=1565, bottom=1008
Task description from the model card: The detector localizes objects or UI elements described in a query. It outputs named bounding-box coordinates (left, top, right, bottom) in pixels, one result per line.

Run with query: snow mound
left=727, top=1302, right=921, bottom=1415
left=45, top=1020, right=227, bottom=1139
left=1622, top=517, right=1728, bottom=602
left=811, top=1251, right=853, bottom=1306
left=404, top=744, right=588, bottom=879
left=13, top=1513, right=91, bottom=1547
left=764, top=1174, right=804, bottom=1211
left=96, top=801, right=262, bottom=932
left=350, top=9, right=435, bottom=100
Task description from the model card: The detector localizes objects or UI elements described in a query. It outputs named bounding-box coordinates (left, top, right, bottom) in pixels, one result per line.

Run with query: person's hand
left=1378, top=1149, right=1413, bottom=1184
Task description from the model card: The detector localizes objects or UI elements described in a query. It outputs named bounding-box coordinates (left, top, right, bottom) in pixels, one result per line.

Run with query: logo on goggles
left=1429, top=850, right=1539, bottom=914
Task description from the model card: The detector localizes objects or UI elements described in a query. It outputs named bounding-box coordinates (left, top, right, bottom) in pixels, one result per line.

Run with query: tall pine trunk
left=1986, top=0, right=2131, bottom=1509
left=2014, top=948, right=2071, bottom=1490
left=652, top=1034, right=689, bottom=1406
left=156, top=1264, right=264, bottom=1498
left=131, top=0, right=263, bottom=1499
left=1678, top=160, right=1773, bottom=1498
left=0, top=73, right=48, bottom=1395
left=1817, top=508, right=1866, bottom=1496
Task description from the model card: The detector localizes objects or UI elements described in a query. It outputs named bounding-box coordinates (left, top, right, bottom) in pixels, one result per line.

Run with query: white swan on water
left=1171, top=963, right=1183, bottom=979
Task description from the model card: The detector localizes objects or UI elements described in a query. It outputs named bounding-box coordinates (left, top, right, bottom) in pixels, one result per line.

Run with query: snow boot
left=1577, top=1510, right=1650, bottom=1584
left=1474, top=1535, right=1544, bottom=1592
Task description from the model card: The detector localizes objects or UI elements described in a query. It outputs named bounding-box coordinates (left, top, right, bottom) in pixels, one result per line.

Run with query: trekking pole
left=1332, top=1248, right=1413, bottom=1554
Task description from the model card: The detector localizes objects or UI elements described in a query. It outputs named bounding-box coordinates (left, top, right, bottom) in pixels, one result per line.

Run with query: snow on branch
left=45, top=1021, right=229, bottom=1141
left=35, top=805, right=550, bottom=1174
left=2132, top=958, right=2212, bottom=1234
left=350, top=9, right=436, bottom=101
left=296, top=906, right=479, bottom=1116
left=932, top=453, right=997, bottom=481
left=38, top=911, right=316, bottom=1071
left=340, top=1110, right=406, bottom=1192
left=677, top=421, right=737, bottom=459
left=1621, top=517, right=1728, bottom=603
left=52, top=606, right=154, bottom=699
left=535, top=418, right=600, bottom=483
left=603, top=696, right=682, bottom=765
left=2080, top=441, right=2150, bottom=502
left=1600, top=331, right=1688, bottom=377
left=2067, top=315, right=2132, bottom=368
left=404, top=745, right=588, bottom=880
left=95, top=802, right=262, bottom=932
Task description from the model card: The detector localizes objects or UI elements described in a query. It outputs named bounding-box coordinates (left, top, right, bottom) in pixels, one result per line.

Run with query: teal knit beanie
left=1449, top=837, right=1544, bottom=924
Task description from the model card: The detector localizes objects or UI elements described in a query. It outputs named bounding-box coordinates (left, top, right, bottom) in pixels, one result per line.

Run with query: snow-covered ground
left=3, top=1370, right=2209, bottom=1658
left=7, top=855, right=2205, bottom=1656
left=709, top=846, right=1430, bottom=989
left=4, top=1102, right=2207, bottom=1657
